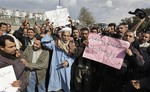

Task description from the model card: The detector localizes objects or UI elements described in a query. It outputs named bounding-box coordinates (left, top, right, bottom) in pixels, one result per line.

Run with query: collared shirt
left=32, top=49, right=42, bottom=63
left=139, top=42, right=150, bottom=47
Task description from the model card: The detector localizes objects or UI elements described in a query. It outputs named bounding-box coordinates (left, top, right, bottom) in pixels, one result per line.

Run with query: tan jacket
left=22, top=46, right=49, bottom=84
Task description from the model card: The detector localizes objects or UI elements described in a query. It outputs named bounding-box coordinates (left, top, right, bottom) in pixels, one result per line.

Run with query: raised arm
left=131, top=18, right=145, bottom=37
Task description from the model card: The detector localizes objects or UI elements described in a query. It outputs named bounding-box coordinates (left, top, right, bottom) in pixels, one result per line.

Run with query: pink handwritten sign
left=83, top=34, right=130, bottom=69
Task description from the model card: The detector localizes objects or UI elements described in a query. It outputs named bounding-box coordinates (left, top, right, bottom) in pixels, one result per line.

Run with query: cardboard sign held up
left=83, top=34, right=130, bottom=69
left=44, top=8, right=70, bottom=27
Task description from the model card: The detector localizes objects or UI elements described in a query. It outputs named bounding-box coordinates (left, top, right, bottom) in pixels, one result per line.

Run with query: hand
left=61, top=60, right=69, bottom=68
left=50, top=23, right=54, bottom=29
left=69, top=37, right=74, bottom=42
left=83, top=40, right=89, bottom=47
left=16, top=50, right=21, bottom=57
left=68, top=42, right=76, bottom=54
left=20, top=59, right=29, bottom=67
left=11, top=80, right=22, bottom=88
left=126, top=48, right=133, bottom=56
left=131, top=80, right=141, bottom=90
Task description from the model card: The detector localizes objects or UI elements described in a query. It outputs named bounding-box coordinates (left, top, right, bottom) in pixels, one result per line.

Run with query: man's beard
left=6, top=30, right=11, bottom=34
left=139, top=39, right=146, bottom=44
left=73, top=36, right=78, bottom=40
left=32, top=46, right=40, bottom=51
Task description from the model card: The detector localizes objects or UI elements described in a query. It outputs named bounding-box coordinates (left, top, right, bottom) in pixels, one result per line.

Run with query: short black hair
left=80, top=27, right=89, bottom=33
left=108, top=23, right=116, bottom=28
left=91, top=27, right=98, bottom=31
left=0, top=22, right=7, bottom=27
left=72, top=26, right=78, bottom=30
left=119, top=22, right=128, bottom=26
left=0, top=35, right=15, bottom=47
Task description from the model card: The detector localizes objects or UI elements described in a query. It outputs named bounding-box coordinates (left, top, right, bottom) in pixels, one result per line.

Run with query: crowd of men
left=0, top=17, right=150, bottom=92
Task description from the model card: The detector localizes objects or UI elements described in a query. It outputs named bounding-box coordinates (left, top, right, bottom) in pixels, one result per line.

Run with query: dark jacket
left=126, top=46, right=145, bottom=80
left=13, top=27, right=24, bottom=40
left=0, top=50, right=27, bottom=91
left=139, top=55, right=150, bottom=91
left=101, top=46, right=145, bottom=92
left=13, top=27, right=31, bottom=51
left=20, top=36, right=31, bottom=51
left=73, top=38, right=92, bottom=69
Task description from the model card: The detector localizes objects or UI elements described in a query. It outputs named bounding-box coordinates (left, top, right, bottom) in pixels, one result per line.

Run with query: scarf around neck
left=55, top=39, right=70, bottom=54
left=0, top=50, right=17, bottom=60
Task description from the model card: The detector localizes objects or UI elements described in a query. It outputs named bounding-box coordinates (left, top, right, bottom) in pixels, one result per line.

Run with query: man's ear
left=0, top=46, right=4, bottom=51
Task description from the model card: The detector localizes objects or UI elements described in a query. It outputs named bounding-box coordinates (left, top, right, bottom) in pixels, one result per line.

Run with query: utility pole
left=59, top=0, right=61, bottom=6
left=57, top=0, right=62, bottom=9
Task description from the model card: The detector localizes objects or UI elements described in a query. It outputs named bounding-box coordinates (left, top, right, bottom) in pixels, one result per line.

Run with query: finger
left=131, top=80, right=137, bottom=83
left=12, top=80, right=21, bottom=86
left=62, top=63, right=67, bottom=68
left=60, top=63, right=65, bottom=67
left=11, top=83, right=20, bottom=87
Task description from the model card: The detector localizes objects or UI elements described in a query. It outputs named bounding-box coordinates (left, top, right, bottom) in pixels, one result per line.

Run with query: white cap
left=60, top=27, right=72, bottom=34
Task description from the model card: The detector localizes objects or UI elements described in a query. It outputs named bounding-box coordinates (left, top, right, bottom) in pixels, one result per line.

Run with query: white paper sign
left=0, top=65, right=19, bottom=92
left=44, top=8, right=70, bottom=27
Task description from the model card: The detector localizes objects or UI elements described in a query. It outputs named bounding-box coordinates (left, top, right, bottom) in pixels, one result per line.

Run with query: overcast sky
left=0, top=0, right=150, bottom=24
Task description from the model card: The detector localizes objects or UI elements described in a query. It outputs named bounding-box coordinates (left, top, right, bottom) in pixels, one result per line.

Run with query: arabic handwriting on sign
left=85, top=48, right=97, bottom=54
left=87, top=44, right=116, bottom=58
left=89, top=36, right=125, bottom=49
left=0, top=71, right=12, bottom=78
